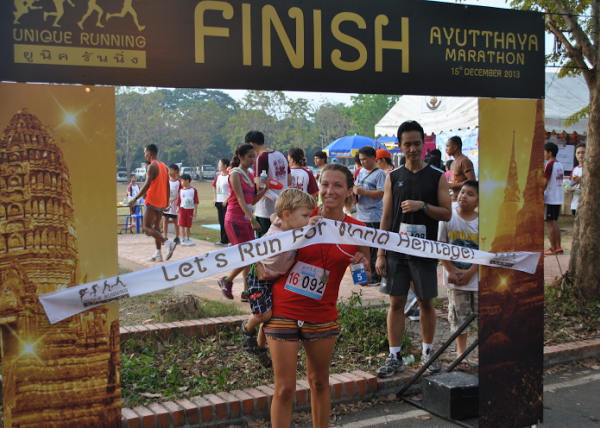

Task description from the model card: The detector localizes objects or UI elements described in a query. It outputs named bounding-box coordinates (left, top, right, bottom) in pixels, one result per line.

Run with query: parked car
left=117, top=171, right=128, bottom=182
left=133, top=167, right=146, bottom=182
left=201, top=165, right=216, bottom=180
left=180, top=166, right=200, bottom=181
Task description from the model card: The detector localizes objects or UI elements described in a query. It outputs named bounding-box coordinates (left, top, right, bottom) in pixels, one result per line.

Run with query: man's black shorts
left=544, top=204, right=561, bottom=221
left=380, top=258, right=439, bottom=300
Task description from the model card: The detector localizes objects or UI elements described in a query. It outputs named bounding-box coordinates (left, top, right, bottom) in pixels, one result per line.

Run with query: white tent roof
left=375, top=71, right=589, bottom=136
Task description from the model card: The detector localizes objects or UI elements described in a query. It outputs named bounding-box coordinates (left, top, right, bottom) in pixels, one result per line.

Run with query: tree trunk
left=568, top=72, right=600, bottom=300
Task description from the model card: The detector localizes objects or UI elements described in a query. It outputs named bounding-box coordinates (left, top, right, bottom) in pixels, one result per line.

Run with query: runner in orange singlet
left=129, top=144, right=177, bottom=261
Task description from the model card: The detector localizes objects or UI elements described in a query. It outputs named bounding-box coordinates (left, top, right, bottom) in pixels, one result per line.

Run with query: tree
left=512, top=0, right=599, bottom=300
left=178, top=100, right=228, bottom=180
left=346, top=94, right=400, bottom=138
left=115, top=89, right=146, bottom=176
left=136, top=92, right=178, bottom=162
left=312, top=102, right=355, bottom=149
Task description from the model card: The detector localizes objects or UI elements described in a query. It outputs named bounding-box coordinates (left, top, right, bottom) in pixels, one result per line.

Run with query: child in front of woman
left=241, top=188, right=316, bottom=367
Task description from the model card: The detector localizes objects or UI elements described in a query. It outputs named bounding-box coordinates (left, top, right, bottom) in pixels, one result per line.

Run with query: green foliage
left=346, top=94, right=400, bottom=138
left=116, top=89, right=399, bottom=170
left=564, top=105, right=589, bottom=127
left=337, top=291, right=410, bottom=355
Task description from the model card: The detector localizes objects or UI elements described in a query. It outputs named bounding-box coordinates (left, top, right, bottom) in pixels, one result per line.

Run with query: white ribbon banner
left=39, top=220, right=541, bottom=324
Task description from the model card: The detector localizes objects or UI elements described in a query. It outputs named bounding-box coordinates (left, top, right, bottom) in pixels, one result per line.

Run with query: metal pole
left=397, top=312, right=478, bottom=397
left=445, top=338, right=479, bottom=373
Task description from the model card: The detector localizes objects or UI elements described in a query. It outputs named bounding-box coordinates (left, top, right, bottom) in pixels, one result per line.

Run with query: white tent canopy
left=375, top=71, right=589, bottom=137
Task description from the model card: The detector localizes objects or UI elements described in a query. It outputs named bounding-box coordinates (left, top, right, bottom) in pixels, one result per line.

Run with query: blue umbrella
left=377, top=136, right=402, bottom=154
left=324, top=134, right=376, bottom=158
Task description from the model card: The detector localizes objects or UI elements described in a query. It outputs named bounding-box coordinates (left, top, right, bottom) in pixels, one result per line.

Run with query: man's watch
left=422, top=202, right=429, bottom=213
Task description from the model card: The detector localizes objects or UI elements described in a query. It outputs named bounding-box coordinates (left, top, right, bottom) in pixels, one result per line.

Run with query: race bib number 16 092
left=284, top=261, right=328, bottom=300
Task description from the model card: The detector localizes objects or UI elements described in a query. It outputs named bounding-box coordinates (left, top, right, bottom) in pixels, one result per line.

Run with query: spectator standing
left=375, top=149, right=395, bottom=174
left=163, top=164, right=181, bottom=244
left=176, top=174, right=198, bottom=246
left=314, top=150, right=328, bottom=205
left=445, top=136, right=476, bottom=202
left=445, top=159, right=454, bottom=181
left=354, top=146, right=387, bottom=286
left=544, top=142, right=564, bottom=255
left=248, top=131, right=291, bottom=237
left=568, top=143, right=585, bottom=216
left=213, top=157, right=231, bottom=246
left=376, top=120, right=451, bottom=377
left=127, top=173, right=140, bottom=216
left=353, top=152, right=362, bottom=180
left=288, top=147, right=319, bottom=202
left=129, top=144, right=176, bottom=262
left=219, top=144, right=270, bottom=301
left=438, top=181, right=479, bottom=368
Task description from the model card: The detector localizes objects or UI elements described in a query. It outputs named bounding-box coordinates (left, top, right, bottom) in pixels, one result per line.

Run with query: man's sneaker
left=187, top=240, right=196, bottom=246
left=214, top=241, right=226, bottom=247
left=404, top=290, right=418, bottom=316
left=148, top=253, right=163, bottom=262
left=164, top=240, right=177, bottom=260
left=241, top=291, right=250, bottom=302
left=409, top=307, right=420, bottom=321
left=173, top=237, right=181, bottom=245
left=544, top=247, right=555, bottom=256
left=555, top=247, right=564, bottom=254
left=367, top=277, right=381, bottom=287
left=422, top=349, right=442, bottom=373
left=219, top=277, right=233, bottom=299
left=376, top=354, right=405, bottom=378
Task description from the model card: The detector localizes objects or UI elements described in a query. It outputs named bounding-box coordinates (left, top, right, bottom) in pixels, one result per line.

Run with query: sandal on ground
left=241, top=320, right=259, bottom=353
left=256, top=346, right=273, bottom=369
left=458, top=358, right=470, bottom=370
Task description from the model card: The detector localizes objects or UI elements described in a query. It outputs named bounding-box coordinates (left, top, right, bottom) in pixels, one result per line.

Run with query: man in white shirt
left=543, top=142, right=564, bottom=256
left=247, top=131, right=291, bottom=237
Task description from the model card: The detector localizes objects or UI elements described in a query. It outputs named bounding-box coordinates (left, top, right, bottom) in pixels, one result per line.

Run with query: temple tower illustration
left=490, top=131, right=521, bottom=253
left=0, top=109, right=121, bottom=427
left=515, top=100, right=546, bottom=253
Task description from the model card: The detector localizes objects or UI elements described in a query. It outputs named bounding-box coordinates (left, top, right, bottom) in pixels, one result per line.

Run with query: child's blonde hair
left=275, top=188, right=316, bottom=218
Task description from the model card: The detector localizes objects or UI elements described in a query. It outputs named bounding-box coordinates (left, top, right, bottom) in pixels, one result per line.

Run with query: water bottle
left=259, top=171, right=268, bottom=189
left=402, top=354, right=415, bottom=365
left=123, top=197, right=127, bottom=205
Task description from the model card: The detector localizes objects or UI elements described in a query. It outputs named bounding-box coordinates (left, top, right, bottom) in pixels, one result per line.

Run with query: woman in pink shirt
left=219, top=144, right=269, bottom=301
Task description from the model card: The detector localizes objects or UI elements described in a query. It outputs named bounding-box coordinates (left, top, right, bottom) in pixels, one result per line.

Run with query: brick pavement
left=117, top=234, right=569, bottom=304
left=119, top=316, right=600, bottom=428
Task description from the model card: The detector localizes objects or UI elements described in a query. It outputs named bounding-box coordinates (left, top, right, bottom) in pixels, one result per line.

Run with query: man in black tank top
left=374, top=121, right=452, bottom=378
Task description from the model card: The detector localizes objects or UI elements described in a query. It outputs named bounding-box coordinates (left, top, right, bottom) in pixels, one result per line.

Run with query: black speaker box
left=422, top=371, right=479, bottom=420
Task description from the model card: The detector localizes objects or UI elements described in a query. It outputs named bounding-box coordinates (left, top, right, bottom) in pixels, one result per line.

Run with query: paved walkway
left=117, top=234, right=570, bottom=306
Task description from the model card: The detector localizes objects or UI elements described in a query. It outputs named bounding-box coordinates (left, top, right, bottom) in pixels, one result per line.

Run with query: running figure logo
left=106, top=0, right=145, bottom=31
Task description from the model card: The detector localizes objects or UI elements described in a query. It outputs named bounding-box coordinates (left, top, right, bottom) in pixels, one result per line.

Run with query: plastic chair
left=125, top=198, right=144, bottom=234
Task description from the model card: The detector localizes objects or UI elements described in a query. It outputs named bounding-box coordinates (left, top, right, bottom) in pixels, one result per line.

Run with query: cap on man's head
left=376, top=149, right=391, bottom=160
left=331, top=157, right=339, bottom=163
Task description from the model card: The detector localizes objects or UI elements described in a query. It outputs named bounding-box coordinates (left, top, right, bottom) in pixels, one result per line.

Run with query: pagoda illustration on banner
left=0, top=109, right=121, bottom=427
left=478, top=100, right=545, bottom=428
